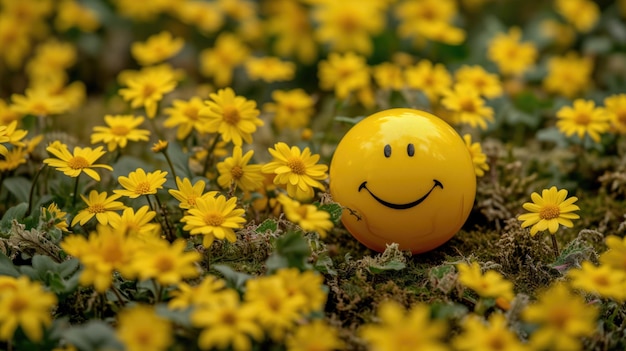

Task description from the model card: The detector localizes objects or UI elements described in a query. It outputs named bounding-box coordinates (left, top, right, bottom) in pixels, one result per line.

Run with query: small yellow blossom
left=441, top=84, right=494, bottom=130
left=116, top=305, right=172, bottom=351
left=131, top=31, right=184, bottom=66
left=11, top=87, right=69, bottom=117
left=55, top=0, right=100, bottom=32
left=118, top=65, right=178, bottom=118
left=199, top=33, right=250, bottom=87
left=90, top=114, right=150, bottom=151
left=453, top=313, right=527, bottom=351
left=277, top=194, right=333, bottom=238
left=604, top=93, right=626, bottom=134
left=395, top=0, right=465, bottom=46
left=404, top=59, right=452, bottom=102
left=0, top=120, right=28, bottom=155
left=543, top=52, right=594, bottom=98
left=217, top=146, right=264, bottom=192
left=264, top=89, right=315, bottom=131
left=373, top=62, right=404, bottom=91
left=168, top=177, right=217, bottom=210
left=71, top=190, right=126, bottom=227
left=457, top=262, right=514, bottom=301
left=517, top=186, right=580, bottom=236
left=600, top=235, right=626, bottom=271
left=487, top=27, right=537, bottom=76
left=168, top=275, right=227, bottom=310
left=42, top=203, right=69, bottom=232
left=108, top=206, right=161, bottom=239
left=43, top=142, right=113, bottom=181
left=555, top=0, right=599, bottom=33
left=556, top=99, right=610, bottom=143
left=454, top=65, right=503, bottom=99
left=318, top=52, right=370, bottom=101
left=286, top=319, right=344, bottom=351
left=244, top=56, right=296, bottom=82
left=181, top=195, right=247, bottom=248
left=163, top=97, right=212, bottom=140
left=175, top=0, right=224, bottom=34
left=132, top=238, right=201, bottom=285
left=568, top=261, right=626, bottom=301
left=463, top=134, right=489, bottom=177
left=264, top=0, right=317, bottom=64
left=114, top=168, right=168, bottom=199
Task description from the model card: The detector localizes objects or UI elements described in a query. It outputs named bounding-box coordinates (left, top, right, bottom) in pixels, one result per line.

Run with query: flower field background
left=1, top=0, right=626, bottom=350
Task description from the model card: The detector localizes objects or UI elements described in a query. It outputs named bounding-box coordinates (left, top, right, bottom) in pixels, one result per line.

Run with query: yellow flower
left=114, top=167, right=168, bottom=199
left=441, top=84, right=494, bottom=130
left=25, top=39, right=76, bottom=83
left=359, top=300, right=448, bottom=351
left=261, top=142, right=329, bottom=200
left=568, top=261, right=626, bottom=301
left=277, top=194, right=333, bottom=238
left=285, top=319, right=344, bottom=351
left=168, top=275, right=227, bottom=310
left=11, top=87, right=69, bottom=117
left=90, top=114, right=150, bottom=151
left=199, top=33, right=250, bottom=87
left=43, top=142, right=113, bottom=181
left=168, top=177, right=217, bottom=210
left=174, top=0, right=224, bottom=34
left=217, top=146, right=264, bottom=192
left=275, top=268, right=327, bottom=314
left=453, top=313, right=527, bottom=351
left=132, top=238, right=201, bottom=285
left=244, top=56, right=296, bottom=82
left=456, top=262, right=514, bottom=301
left=540, top=19, right=576, bottom=49
left=404, top=59, right=452, bottom=102
left=487, top=27, right=537, bottom=76
left=463, top=134, right=489, bottom=177
left=192, top=290, right=263, bottom=351
left=454, top=65, right=503, bottom=99
left=517, top=186, right=580, bottom=236
left=556, top=99, right=610, bottom=143
left=264, top=0, right=317, bottom=64
left=0, top=100, right=20, bottom=125
left=395, top=0, right=465, bottom=46
left=116, top=305, right=172, bottom=351
left=604, top=93, right=626, bottom=134
left=112, top=0, right=172, bottom=21
left=372, top=62, right=404, bottom=91
left=151, top=139, right=168, bottom=153
left=42, top=202, right=69, bottom=232
left=163, top=97, right=212, bottom=140
left=600, top=235, right=626, bottom=271
left=61, top=225, right=139, bottom=292
left=109, top=206, right=161, bottom=239
left=0, top=147, right=28, bottom=172
left=0, top=16, right=31, bottom=69
left=0, top=120, right=28, bottom=154
left=244, top=274, right=307, bottom=341
left=118, top=65, right=178, bottom=118
left=555, top=0, right=599, bottom=33
left=201, top=87, right=264, bottom=146
left=181, top=195, right=247, bottom=248
left=264, top=89, right=315, bottom=131
left=131, top=31, right=184, bottom=66
left=0, top=276, right=57, bottom=342
left=318, top=52, right=370, bottom=101
left=312, top=0, right=385, bottom=56
left=71, top=190, right=126, bottom=227
left=54, top=0, right=100, bottom=32
left=543, top=52, right=593, bottom=98
left=522, top=283, right=598, bottom=351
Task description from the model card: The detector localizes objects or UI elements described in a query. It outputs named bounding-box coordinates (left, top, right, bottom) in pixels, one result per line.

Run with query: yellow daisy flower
left=71, top=190, right=126, bottom=227
left=116, top=305, right=173, bottom=351
left=108, top=205, right=161, bottom=239
left=317, top=52, right=370, bottom=101
left=600, top=235, right=626, bottom=271
left=0, top=120, right=28, bottom=154
left=0, top=99, right=20, bottom=125
left=118, top=65, right=178, bottom=118
left=114, top=168, right=168, bottom=199
left=11, top=87, right=69, bottom=117
left=217, top=146, right=264, bottom=192
left=543, top=52, right=593, bottom=98
left=441, top=84, right=494, bottom=130
left=151, top=139, right=168, bottom=153
left=261, top=142, right=329, bottom=200
left=404, top=59, right=452, bottom=102
left=264, top=0, right=317, bottom=64
left=373, top=62, right=404, bottom=91
left=556, top=99, right=610, bottom=143
left=201, top=87, right=264, bottom=146
left=568, top=261, right=626, bottom=301
left=55, top=0, right=100, bottom=33
left=277, top=194, right=333, bottom=238
left=131, top=30, right=184, bottom=66
left=0, top=147, right=28, bottom=172
left=132, top=238, right=201, bottom=285
left=163, top=97, right=212, bottom=140
left=395, top=0, right=465, bottom=46
left=168, top=276, right=227, bottom=310
left=43, top=142, right=113, bottom=181
left=264, top=89, right=315, bottom=131
left=604, top=93, right=626, bottom=134
left=285, top=319, right=344, bottom=351
left=0, top=276, right=57, bottom=342
left=517, top=186, right=580, bottom=236
left=454, top=65, right=503, bottom=99
left=199, top=33, right=250, bottom=87
left=168, top=177, right=217, bottom=210
left=554, top=0, right=599, bottom=33
left=487, top=27, right=537, bottom=76
left=456, top=262, right=514, bottom=301
left=42, top=202, right=69, bottom=232
left=244, top=56, right=296, bottom=82
left=463, top=134, right=489, bottom=177
left=181, top=195, right=247, bottom=248
left=90, top=114, right=150, bottom=151
left=453, top=313, right=527, bottom=351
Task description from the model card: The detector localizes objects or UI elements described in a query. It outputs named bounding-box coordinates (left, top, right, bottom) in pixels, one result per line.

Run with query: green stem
left=153, top=194, right=176, bottom=242
left=72, top=174, right=81, bottom=207
left=145, top=194, right=156, bottom=213
left=148, top=116, right=165, bottom=141
left=152, top=278, right=163, bottom=302
left=109, top=285, right=126, bottom=307
left=202, top=134, right=221, bottom=177
left=162, top=149, right=178, bottom=181
left=26, top=164, right=45, bottom=216
left=550, top=234, right=560, bottom=259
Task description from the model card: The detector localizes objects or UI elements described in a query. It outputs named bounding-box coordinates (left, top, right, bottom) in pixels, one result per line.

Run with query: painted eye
left=407, top=143, right=415, bottom=157
left=384, top=144, right=392, bottom=158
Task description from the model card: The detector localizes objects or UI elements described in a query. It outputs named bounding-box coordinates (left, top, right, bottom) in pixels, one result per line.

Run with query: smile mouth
left=358, top=179, right=443, bottom=210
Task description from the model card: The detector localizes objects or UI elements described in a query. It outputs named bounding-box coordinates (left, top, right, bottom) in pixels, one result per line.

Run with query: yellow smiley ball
left=329, top=108, right=476, bottom=254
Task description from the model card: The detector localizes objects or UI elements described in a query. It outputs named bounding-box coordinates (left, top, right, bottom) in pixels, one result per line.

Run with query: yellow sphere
left=329, top=108, right=476, bottom=254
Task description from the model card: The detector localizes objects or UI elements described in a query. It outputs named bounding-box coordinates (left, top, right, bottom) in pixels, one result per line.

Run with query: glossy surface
left=329, top=108, right=476, bottom=254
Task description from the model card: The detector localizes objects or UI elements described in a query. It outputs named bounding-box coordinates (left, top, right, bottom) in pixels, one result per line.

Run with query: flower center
left=459, top=98, right=477, bottom=113
left=548, top=307, right=570, bottom=329
left=68, top=156, right=90, bottom=169
left=221, top=310, right=237, bottom=325
left=539, top=204, right=560, bottom=220
left=111, top=125, right=130, bottom=136
left=88, top=204, right=106, bottom=214
left=339, top=13, right=358, bottom=33
left=575, top=112, right=591, bottom=125
left=222, top=105, right=241, bottom=125
left=287, top=157, right=306, bottom=175
left=9, top=295, right=28, bottom=313
left=204, top=212, right=225, bottom=226
left=592, top=274, right=609, bottom=287
left=135, top=181, right=152, bottom=195
left=155, top=255, right=175, bottom=272
left=185, top=106, right=200, bottom=120
left=142, top=83, right=157, bottom=98
left=230, top=165, right=244, bottom=180
left=616, top=111, right=626, bottom=125
left=488, top=336, right=506, bottom=351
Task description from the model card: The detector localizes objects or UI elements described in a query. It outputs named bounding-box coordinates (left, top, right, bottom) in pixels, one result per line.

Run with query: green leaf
left=0, top=251, right=20, bottom=277
left=431, top=302, right=469, bottom=320
left=367, top=259, right=406, bottom=274
left=0, top=202, right=28, bottom=233
left=62, top=320, right=124, bottom=351
left=334, top=116, right=364, bottom=125
left=255, top=218, right=278, bottom=233
left=314, top=251, right=337, bottom=276
left=266, top=231, right=311, bottom=273
left=213, top=264, right=252, bottom=292
left=318, top=203, right=343, bottom=225
left=2, top=177, right=32, bottom=203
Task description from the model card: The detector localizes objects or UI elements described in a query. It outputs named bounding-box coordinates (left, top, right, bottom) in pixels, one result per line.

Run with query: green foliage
left=19, top=255, right=80, bottom=296
left=265, top=231, right=311, bottom=273
left=61, top=321, right=124, bottom=351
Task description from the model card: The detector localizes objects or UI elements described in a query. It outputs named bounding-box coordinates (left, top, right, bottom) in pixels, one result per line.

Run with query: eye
left=407, top=143, right=415, bottom=157
left=384, top=144, right=391, bottom=158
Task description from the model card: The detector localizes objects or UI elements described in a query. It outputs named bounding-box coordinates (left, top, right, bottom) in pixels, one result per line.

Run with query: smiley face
left=329, top=109, right=476, bottom=254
